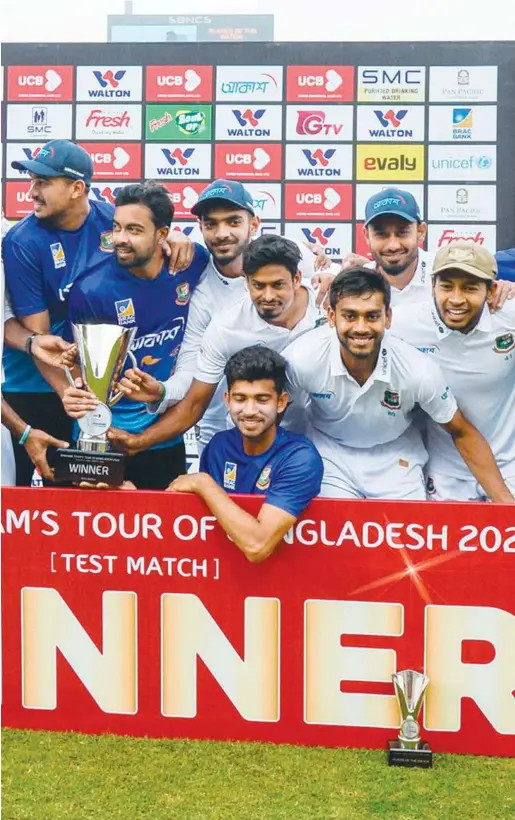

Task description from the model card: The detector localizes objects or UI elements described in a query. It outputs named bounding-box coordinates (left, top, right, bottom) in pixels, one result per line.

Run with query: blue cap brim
left=364, top=209, right=418, bottom=227
left=11, top=159, right=63, bottom=177
left=191, top=196, right=255, bottom=217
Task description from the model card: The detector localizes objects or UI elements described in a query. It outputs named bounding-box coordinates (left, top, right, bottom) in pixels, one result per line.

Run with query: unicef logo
left=475, top=156, right=492, bottom=169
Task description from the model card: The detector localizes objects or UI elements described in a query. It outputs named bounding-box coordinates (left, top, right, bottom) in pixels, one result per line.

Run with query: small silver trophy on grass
left=387, top=670, right=433, bottom=768
left=54, top=323, right=137, bottom=485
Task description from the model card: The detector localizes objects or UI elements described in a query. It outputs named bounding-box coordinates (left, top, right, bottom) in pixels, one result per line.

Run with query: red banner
left=2, top=488, right=514, bottom=757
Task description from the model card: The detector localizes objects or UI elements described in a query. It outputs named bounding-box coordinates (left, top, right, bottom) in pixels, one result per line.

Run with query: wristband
left=25, top=332, right=41, bottom=357
left=158, top=381, right=166, bottom=402
left=19, top=425, right=32, bottom=445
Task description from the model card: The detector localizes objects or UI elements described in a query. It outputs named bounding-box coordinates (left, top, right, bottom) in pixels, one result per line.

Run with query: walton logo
left=296, top=110, right=343, bottom=137
left=90, top=70, right=129, bottom=97
left=21, top=146, right=43, bottom=163
left=157, top=148, right=198, bottom=177
left=90, top=186, right=122, bottom=204
left=370, top=109, right=412, bottom=137
left=85, top=109, right=131, bottom=129
left=301, top=227, right=335, bottom=246
left=299, top=148, right=339, bottom=177
left=228, top=108, right=269, bottom=137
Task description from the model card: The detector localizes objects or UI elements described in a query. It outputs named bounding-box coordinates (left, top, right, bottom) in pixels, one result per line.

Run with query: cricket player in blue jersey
left=167, top=346, right=323, bottom=562
left=2, top=139, right=194, bottom=485
left=63, top=183, right=208, bottom=489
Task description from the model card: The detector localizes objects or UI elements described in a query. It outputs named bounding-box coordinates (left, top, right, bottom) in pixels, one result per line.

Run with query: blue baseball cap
left=191, top=179, right=255, bottom=216
left=364, top=188, right=421, bottom=226
left=11, top=140, right=93, bottom=185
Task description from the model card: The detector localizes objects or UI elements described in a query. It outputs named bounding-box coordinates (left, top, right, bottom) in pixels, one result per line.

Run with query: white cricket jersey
left=366, top=249, right=433, bottom=307
left=391, top=299, right=515, bottom=480
left=195, top=287, right=323, bottom=385
left=281, top=324, right=457, bottom=448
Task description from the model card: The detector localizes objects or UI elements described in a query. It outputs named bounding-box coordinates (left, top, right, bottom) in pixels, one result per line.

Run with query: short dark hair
left=224, top=345, right=287, bottom=395
left=329, top=267, right=391, bottom=311
left=242, top=235, right=301, bottom=279
left=115, top=182, right=174, bottom=229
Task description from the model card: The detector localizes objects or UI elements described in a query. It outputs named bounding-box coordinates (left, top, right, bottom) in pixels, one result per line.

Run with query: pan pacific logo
left=115, top=298, right=136, bottom=326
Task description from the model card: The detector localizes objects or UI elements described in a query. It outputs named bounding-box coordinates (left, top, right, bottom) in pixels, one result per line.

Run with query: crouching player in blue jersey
left=167, top=346, right=324, bottom=562
left=62, top=182, right=208, bottom=489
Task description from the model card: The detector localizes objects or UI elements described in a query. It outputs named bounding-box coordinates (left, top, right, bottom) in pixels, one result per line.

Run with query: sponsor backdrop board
left=2, top=42, right=515, bottom=256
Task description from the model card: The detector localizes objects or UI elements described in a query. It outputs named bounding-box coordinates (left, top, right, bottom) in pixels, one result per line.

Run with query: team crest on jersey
left=315, top=315, right=328, bottom=328
left=223, top=462, right=237, bottom=490
left=256, top=465, right=272, bottom=491
left=493, top=332, right=515, bottom=353
left=426, top=476, right=436, bottom=496
left=50, top=242, right=66, bottom=270
left=99, top=231, right=114, bottom=252
left=381, top=389, right=401, bottom=410
left=115, top=298, right=136, bottom=326
left=175, top=282, right=191, bottom=306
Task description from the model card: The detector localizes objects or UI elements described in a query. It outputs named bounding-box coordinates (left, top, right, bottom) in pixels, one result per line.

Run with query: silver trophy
left=387, top=670, right=433, bottom=768
left=54, top=323, right=138, bottom=485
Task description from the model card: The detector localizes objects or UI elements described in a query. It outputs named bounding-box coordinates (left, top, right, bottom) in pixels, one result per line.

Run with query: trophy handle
left=109, top=349, right=139, bottom=407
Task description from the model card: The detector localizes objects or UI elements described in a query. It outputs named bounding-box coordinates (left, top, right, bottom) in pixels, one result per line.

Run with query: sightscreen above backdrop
left=2, top=41, right=515, bottom=256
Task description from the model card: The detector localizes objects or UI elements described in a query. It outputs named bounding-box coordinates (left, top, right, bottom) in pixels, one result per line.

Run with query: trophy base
left=387, top=740, right=433, bottom=768
left=54, top=448, right=125, bottom=487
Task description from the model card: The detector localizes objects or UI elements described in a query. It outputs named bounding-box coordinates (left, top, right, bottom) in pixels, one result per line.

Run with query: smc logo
left=28, top=107, right=51, bottom=134
left=296, top=111, right=342, bottom=137
left=361, top=69, right=423, bottom=86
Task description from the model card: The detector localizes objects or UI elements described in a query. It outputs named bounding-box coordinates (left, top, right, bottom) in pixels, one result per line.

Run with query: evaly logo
left=229, top=108, right=268, bottom=137
left=115, top=297, right=136, bottom=326
left=452, top=108, right=473, bottom=139
left=364, top=153, right=417, bottom=172
left=91, top=70, right=129, bottom=97
left=301, top=227, right=335, bottom=246
left=300, top=148, right=339, bottom=177
left=370, top=109, right=411, bottom=137
left=28, top=107, right=51, bottom=135
left=296, top=110, right=343, bottom=137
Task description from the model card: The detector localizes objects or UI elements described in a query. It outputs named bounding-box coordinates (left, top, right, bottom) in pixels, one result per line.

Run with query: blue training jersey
left=200, top=426, right=324, bottom=518
left=67, top=244, right=209, bottom=450
left=496, top=249, right=515, bottom=283
left=2, top=200, right=114, bottom=393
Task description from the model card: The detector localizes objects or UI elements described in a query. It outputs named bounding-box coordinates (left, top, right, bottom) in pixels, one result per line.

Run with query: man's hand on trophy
left=162, top=229, right=195, bottom=274
left=107, top=427, right=145, bottom=456
left=24, top=429, right=70, bottom=481
left=116, top=368, right=164, bottom=403
left=31, top=334, right=77, bottom=369
left=62, top=378, right=98, bottom=419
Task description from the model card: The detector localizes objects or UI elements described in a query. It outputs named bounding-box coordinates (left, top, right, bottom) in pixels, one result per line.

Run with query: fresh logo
left=493, top=333, right=515, bottom=354
left=91, top=70, right=129, bottom=98
left=223, top=462, right=237, bottom=490
left=296, top=110, right=343, bottom=137
left=115, top=297, right=136, bottom=325
left=437, top=229, right=485, bottom=247
left=301, top=227, right=335, bottom=246
left=370, top=109, right=411, bottom=137
left=175, top=282, right=191, bottom=305
left=50, top=242, right=66, bottom=270
left=256, top=465, right=272, bottom=491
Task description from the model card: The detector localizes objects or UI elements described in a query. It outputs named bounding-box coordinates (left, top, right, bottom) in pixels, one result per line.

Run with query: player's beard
left=373, top=247, right=418, bottom=277
left=115, top=245, right=154, bottom=268
left=208, top=230, right=251, bottom=266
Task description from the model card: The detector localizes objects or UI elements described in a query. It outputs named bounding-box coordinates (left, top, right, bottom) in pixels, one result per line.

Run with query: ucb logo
left=19, top=75, right=44, bottom=86
left=17, top=191, right=32, bottom=202
left=157, top=76, right=183, bottom=86
left=296, top=193, right=322, bottom=204
left=298, top=76, right=325, bottom=87
left=91, top=153, right=112, bottom=163
left=226, top=154, right=252, bottom=165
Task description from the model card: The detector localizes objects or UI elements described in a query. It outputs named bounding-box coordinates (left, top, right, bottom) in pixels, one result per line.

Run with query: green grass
left=2, top=729, right=515, bottom=820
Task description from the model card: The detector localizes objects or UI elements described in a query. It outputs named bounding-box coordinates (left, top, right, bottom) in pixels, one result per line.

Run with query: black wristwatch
left=25, top=332, right=41, bottom=357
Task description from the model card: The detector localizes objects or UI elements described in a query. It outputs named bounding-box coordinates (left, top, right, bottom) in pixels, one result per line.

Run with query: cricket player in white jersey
left=106, top=235, right=324, bottom=456
left=105, top=183, right=332, bottom=453
left=280, top=267, right=514, bottom=502
left=341, top=188, right=515, bottom=310
left=391, top=240, right=515, bottom=501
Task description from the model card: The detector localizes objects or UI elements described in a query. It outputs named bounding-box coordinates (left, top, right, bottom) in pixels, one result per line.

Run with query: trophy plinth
left=54, top=323, right=137, bottom=486
left=387, top=670, right=433, bottom=769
